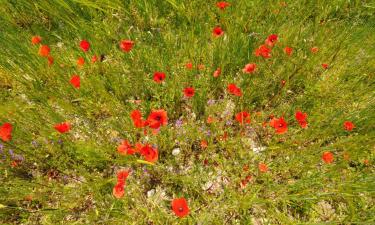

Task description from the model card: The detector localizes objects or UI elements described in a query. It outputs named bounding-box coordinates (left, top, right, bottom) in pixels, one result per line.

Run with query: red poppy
left=140, top=144, right=158, bottom=162
left=147, top=109, right=168, bottom=129
left=183, top=87, right=195, bottom=98
left=322, top=151, right=334, bottom=164
left=117, top=170, right=130, bottom=184
left=343, top=121, right=355, bottom=131
left=216, top=1, right=230, bottom=10
left=171, top=198, right=189, bottom=218
left=0, top=123, right=12, bottom=142
left=213, top=67, right=221, bottom=77
left=213, top=26, right=224, bottom=37
left=255, top=45, right=271, bottom=58
left=39, top=45, right=50, bottom=57
left=79, top=40, right=90, bottom=52
left=77, top=57, right=85, bottom=66
left=130, top=110, right=147, bottom=128
left=295, top=111, right=307, bottom=122
left=311, top=47, right=319, bottom=53
left=201, top=140, right=208, bottom=148
left=265, top=34, right=278, bottom=47
left=242, top=63, right=256, bottom=74
left=284, top=46, right=293, bottom=56
left=227, top=83, right=242, bottom=96
left=322, top=63, right=328, bottom=69
left=185, top=62, right=193, bottom=70
left=47, top=56, right=54, bottom=66
left=70, top=75, right=80, bottom=89
left=113, top=182, right=125, bottom=198
left=258, top=163, right=268, bottom=173
left=270, top=117, right=288, bottom=134
left=117, top=140, right=135, bottom=155
left=235, top=112, right=251, bottom=124
left=91, top=55, right=98, bottom=63
left=54, top=122, right=71, bottom=133
left=31, top=36, right=42, bottom=45
left=120, top=40, right=134, bottom=52
left=153, top=72, right=166, bottom=83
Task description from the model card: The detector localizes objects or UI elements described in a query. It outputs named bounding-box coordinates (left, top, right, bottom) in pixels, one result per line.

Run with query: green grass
left=0, top=0, right=374, bottom=224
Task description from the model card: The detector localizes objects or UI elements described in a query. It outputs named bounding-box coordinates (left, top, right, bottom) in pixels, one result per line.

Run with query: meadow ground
left=0, top=0, right=374, bottom=224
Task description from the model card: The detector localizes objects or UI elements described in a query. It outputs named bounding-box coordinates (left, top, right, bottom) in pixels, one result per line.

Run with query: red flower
left=235, top=112, right=251, bottom=124
left=270, top=117, right=288, bottom=134
left=183, top=87, right=195, bottom=98
left=91, top=55, right=98, bottom=63
left=227, top=83, right=242, bottom=96
left=117, top=170, right=130, bottom=184
left=147, top=109, right=168, bottom=129
left=130, top=110, right=147, bottom=128
left=31, top=36, right=42, bottom=45
left=322, top=63, right=328, bottom=69
left=322, top=151, right=334, bottom=164
left=284, top=46, right=293, bottom=56
left=265, top=34, right=278, bottom=47
left=117, top=140, right=135, bottom=155
left=70, top=75, right=80, bottom=89
left=79, top=40, right=90, bottom=52
left=213, top=26, right=224, bottom=37
left=39, top=45, right=50, bottom=57
left=255, top=45, right=271, bottom=58
left=216, top=1, right=230, bottom=10
left=120, top=40, right=134, bottom=52
left=213, top=67, right=221, bottom=77
left=54, top=122, right=71, bottom=133
left=77, top=57, right=85, bottom=66
left=295, top=111, right=307, bottom=122
left=171, top=198, right=189, bottom=218
left=140, top=144, right=158, bottom=162
left=298, top=120, right=308, bottom=128
left=47, top=56, right=54, bottom=66
left=242, top=63, right=256, bottom=74
left=0, top=123, right=12, bottom=142
left=113, top=182, right=125, bottom=198
left=258, top=163, right=268, bottom=173
left=153, top=72, right=166, bottom=83
left=343, top=121, right=355, bottom=131
left=311, top=47, right=319, bottom=53
left=185, top=62, right=193, bottom=70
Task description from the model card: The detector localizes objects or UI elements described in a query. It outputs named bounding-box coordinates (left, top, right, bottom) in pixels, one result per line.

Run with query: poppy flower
left=322, top=63, right=329, bottom=69
left=0, top=123, right=12, bottom=142
left=130, top=110, right=147, bottom=128
left=284, top=46, right=293, bottom=56
left=147, top=109, right=168, bottom=129
left=54, top=122, right=71, bottom=133
left=185, top=62, right=193, bottom=70
left=201, top=140, right=208, bottom=148
left=235, top=112, right=251, bottom=124
left=270, top=117, right=288, bottom=134
left=91, top=55, right=98, bottom=63
left=213, top=67, right=221, bottom=77
left=258, top=163, right=268, bottom=173
left=119, top=40, right=134, bottom=52
left=207, top=116, right=215, bottom=124
left=255, top=45, right=271, bottom=58
left=183, top=87, right=195, bottom=98
left=47, top=56, right=54, bottom=66
left=39, top=45, right=50, bottom=57
left=295, top=111, right=307, bottom=122
left=322, top=151, right=334, bottom=164
left=140, top=144, right=158, bottom=162
left=227, top=83, right=242, bottom=96
left=77, top=57, right=85, bottom=66
left=216, top=1, right=230, bottom=10
left=113, top=182, right=125, bottom=198
left=212, top=26, right=224, bottom=37
left=343, top=121, right=355, bottom=131
left=153, top=72, right=166, bottom=83
left=171, top=198, right=189, bottom=218
left=311, top=47, right=319, bottom=53
left=117, top=140, right=135, bottom=155
left=79, top=40, right=90, bottom=52
left=70, top=75, right=80, bottom=89
left=31, top=36, right=42, bottom=45
left=242, top=63, right=256, bottom=74
left=265, top=34, right=278, bottom=47
left=117, top=170, right=130, bottom=184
